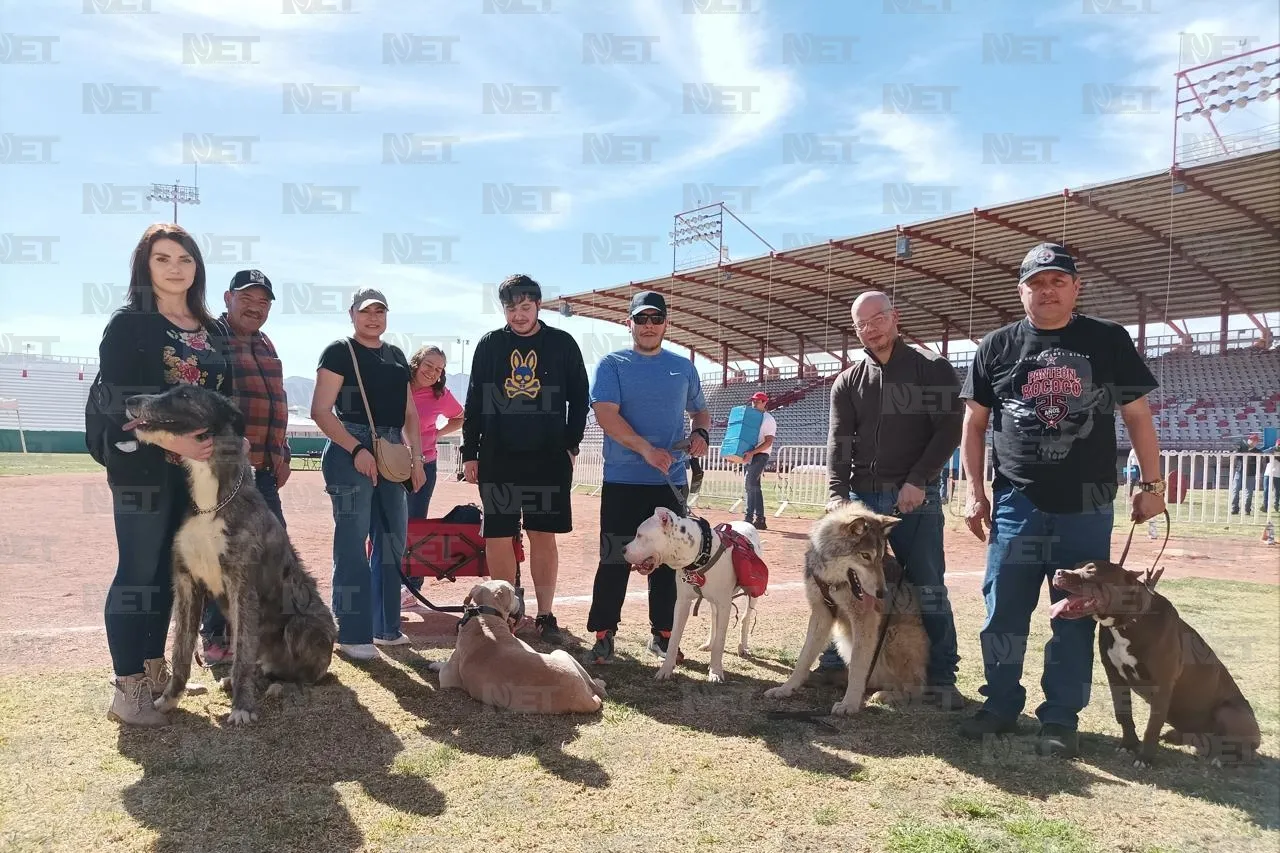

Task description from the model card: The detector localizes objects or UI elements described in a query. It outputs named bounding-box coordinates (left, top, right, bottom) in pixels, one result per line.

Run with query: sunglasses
left=632, top=313, right=666, bottom=325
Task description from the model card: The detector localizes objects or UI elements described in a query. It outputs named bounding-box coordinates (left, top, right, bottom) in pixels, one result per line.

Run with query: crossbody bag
left=345, top=338, right=413, bottom=482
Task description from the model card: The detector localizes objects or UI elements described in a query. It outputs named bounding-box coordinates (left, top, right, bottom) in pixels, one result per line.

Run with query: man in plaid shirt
left=200, top=269, right=292, bottom=664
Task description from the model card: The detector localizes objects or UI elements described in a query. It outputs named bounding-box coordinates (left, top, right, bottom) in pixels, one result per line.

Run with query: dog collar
left=192, top=466, right=246, bottom=515
left=679, top=516, right=716, bottom=574
left=457, top=604, right=509, bottom=632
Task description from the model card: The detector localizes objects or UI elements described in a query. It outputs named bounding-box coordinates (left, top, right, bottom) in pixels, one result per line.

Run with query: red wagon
left=391, top=505, right=525, bottom=615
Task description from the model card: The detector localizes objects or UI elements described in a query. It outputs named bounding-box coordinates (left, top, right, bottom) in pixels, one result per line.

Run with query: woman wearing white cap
left=310, top=287, right=426, bottom=658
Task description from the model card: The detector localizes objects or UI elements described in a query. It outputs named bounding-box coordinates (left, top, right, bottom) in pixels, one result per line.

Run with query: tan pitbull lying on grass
left=1052, top=560, right=1260, bottom=767
left=429, top=580, right=607, bottom=714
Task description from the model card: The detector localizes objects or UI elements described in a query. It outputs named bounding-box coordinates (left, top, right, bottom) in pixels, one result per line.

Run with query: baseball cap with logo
left=229, top=269, right=274, bottom=300
left=750, top=392, right=769, bottom=403
left=1018, top=242, right=1078, bottom=285
left=629, top=290, right=667, bottom=317
left=350, top=287, right=389, bottom=312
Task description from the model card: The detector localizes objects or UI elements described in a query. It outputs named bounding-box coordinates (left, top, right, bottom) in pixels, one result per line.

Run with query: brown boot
left=107, top=674, right=170, bottom=727
left=143, top=657, right=207, bottom=699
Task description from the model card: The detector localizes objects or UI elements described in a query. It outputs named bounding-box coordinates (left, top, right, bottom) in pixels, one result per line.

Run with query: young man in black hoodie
left=462, top=274, right=590, bottom=645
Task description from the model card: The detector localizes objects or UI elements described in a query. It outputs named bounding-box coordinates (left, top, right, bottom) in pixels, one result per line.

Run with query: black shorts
left=478, top=451, right=573, bottom=539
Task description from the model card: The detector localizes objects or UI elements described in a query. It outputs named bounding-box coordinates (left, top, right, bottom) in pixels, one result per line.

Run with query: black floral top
left=89, top=310, right=234, bottom=484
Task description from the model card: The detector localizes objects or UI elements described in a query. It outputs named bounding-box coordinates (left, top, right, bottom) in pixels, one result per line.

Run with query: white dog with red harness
left=624, top=507, right=767, bottom=683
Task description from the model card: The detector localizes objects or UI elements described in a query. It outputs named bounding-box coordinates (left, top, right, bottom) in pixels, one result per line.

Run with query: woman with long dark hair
left=86, top=222, right=234, bottom=726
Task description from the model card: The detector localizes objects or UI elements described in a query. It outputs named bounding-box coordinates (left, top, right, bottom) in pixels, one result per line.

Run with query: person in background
left=1230, top=432, right=1262, bottom=515
left=311, top=287, right=425, bottom=659
left=401, top=344, right=464, bottom=611
left=1262, top=439, right=1279, bottom=514
left=741, top=391, right=777, bottom=530
left=87, top=222, right=233, bottom=726
left=200, top=269, right=291, bottom=667
left=1126, top=446, right=1140, bottom=497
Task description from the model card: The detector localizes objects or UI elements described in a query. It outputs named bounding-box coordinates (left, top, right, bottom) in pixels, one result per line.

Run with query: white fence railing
left=435, top=443, right=1280, bottom=532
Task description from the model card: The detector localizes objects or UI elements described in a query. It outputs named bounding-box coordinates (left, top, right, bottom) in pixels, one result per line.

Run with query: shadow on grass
left=115, top=673, right=444, bottom=853
left=364, top=650, right=611, bottom=790
left=753, top=668, right=1280, bottom=830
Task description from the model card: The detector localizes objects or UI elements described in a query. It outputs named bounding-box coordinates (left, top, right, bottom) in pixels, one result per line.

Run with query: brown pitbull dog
left=1051, top=561, right=1260, bottom=767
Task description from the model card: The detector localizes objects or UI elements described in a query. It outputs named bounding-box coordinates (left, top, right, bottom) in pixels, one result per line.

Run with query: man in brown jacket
left=822, top=291, right=964, bottom=709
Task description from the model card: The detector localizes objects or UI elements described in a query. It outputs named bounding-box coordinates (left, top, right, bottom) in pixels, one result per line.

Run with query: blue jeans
left=323, top=423, right=408, bottom=644
left=105, top=464, right=187, bottom=676
left=743, top=453, right=769, bottom=520
left=401, top=459, right=438, bottom=593
left=979, top=486, right=1114, bottom=729
left=200, top=468, right=285, bottom=645
left=817, top=480, right=959, bottom=685
left=1230, top=470, right=1255, bottom=514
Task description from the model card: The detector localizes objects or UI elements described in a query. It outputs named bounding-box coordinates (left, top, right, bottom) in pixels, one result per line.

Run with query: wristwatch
left=1138, top=478, right=1166, bottom=497
left=691, top=427, right=710, bottom=443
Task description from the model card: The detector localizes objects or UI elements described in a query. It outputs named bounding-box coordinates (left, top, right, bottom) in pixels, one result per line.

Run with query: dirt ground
left=1, top=470, right=1276, bottom=675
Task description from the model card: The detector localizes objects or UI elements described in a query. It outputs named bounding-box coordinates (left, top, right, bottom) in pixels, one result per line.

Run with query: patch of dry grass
left=0, top=579, right=1275, bottom=852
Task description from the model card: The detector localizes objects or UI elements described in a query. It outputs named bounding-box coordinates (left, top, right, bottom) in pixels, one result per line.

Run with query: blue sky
left=2, top=0, right=1277, bottom=382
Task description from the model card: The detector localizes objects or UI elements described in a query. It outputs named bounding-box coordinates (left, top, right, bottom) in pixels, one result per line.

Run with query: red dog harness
left=677, top=518, right=768, bottom=599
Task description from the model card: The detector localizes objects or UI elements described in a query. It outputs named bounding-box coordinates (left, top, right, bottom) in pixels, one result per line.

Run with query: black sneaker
left=535, top=613, right=564, bottom=646
left=921, top=685, right=968, bottom=712
left=647, top=632, right=685, bottom=664
left=958, top=709, right=1018, bottom=740
left=586, top=630, right=615, bottom=665
left=752, top=518, right=768, bottom=531
left=1037, top=723, right=1080, bottom=758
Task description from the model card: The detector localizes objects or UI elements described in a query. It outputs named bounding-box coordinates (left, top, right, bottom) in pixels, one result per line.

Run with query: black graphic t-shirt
left=960, top=314, right=1157, bottom=513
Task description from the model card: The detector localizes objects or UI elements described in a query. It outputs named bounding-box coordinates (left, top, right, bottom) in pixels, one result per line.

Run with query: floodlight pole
left=147, top=179, right=200, bottom=223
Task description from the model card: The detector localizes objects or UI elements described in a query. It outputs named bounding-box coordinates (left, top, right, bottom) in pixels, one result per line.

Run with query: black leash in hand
left=1116, top=509, right=1171, bottom=577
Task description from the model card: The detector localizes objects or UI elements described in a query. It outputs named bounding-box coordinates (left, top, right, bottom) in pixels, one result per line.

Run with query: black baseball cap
left=1018, top=242, right=1077, bottom=285
left=629, top=290, right=667, bottom=317
left=229, top=269, right=275, bottom=300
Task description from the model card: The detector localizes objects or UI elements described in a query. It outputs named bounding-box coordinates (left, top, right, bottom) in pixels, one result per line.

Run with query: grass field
left=1, top=577, right=1276, bottom=853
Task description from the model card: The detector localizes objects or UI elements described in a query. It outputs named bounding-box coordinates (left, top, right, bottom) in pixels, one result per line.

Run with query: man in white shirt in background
left=742, top=391, right=777, bottom=530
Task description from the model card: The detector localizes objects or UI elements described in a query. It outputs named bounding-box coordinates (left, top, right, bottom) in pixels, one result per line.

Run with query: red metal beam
left=972, top=205, right=1194, bottom=345
left=569, top=288, right=795, bottom=363
left=560, top=293, right=752, bottom=363
left=769, top=252, right=979, bottom=344
left=897, top=225, right=1019, bottom=279
left=1065, top=189, right=1263, bottom=326
left=672, top=269, right=846, bottom=354
left=1172, top=169, right=1280, bottom=243
left=829, top=239, right=1016, bottom=326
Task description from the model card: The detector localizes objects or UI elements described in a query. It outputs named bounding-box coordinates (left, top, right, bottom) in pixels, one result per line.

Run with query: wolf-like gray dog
left=765, top=502, right=928, bottom=716
left=124, top=384, right=337, bottom=724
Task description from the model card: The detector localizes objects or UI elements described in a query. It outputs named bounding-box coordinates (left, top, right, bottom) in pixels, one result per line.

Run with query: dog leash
left=1116, top=509, right=1171, bottom=577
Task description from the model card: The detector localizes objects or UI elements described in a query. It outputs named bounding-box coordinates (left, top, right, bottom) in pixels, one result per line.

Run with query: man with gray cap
left=585, top=291, right=710, bottom=665
left=200, top=269, right=292, bottom=665
left=957, top=242, right=1166, bottom=757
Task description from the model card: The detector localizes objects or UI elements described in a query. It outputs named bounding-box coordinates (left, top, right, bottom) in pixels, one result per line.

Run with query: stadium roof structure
left=544, top=148, right=1280, bottom=366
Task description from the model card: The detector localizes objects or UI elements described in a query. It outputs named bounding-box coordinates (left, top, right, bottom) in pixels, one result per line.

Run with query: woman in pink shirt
left=402, top=345, right=464, bottom=608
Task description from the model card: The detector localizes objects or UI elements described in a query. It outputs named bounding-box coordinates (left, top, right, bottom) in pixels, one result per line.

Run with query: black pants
left=105, top=464, right=188, bottom=677
left=586, top=482, right=687, bottom=636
